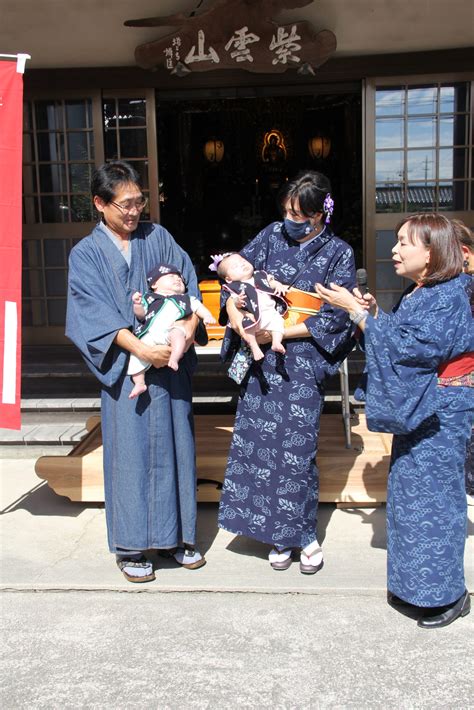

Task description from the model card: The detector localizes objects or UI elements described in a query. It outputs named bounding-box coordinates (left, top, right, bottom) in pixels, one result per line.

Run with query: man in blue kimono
left=66, top=161, right=206, bottom=582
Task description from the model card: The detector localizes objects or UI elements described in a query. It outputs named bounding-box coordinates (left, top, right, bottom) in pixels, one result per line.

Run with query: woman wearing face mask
left=218, top=171, right=356, bottom=573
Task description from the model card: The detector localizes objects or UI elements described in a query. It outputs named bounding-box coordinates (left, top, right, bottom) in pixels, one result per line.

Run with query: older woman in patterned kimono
left=66, top=161, right=206, bottom=583
left=218, top=171, right=356, bottom=573
left=317, top=213, right=473, bottom=628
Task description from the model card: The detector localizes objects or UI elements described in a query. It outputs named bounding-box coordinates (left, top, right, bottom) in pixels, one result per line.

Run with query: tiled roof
left=376, top=185, right=453, bottom=207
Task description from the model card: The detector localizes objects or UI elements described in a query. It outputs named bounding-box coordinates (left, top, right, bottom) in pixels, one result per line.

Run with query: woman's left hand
left=255, top=329, right=273, bottom=344
left=315, top=282, right=359, bottom=314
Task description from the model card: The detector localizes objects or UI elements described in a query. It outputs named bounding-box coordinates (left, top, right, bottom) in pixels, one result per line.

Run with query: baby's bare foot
left=272, top=343, right=286, bottom=354
left=129, top=383, right=147, bottom=399
left=250, top=346, right=264, bottom=361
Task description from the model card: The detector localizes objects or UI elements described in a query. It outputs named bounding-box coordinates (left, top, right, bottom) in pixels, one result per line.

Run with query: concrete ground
left=2, top=591, right=473, bottom=709
left=1, top=457, right=473, bottom=708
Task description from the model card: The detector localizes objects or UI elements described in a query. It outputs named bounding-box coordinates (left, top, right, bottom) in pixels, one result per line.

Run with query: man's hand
left=115, top=328, right=171, bottom=368
left=142, top=344, right=172, bottom=369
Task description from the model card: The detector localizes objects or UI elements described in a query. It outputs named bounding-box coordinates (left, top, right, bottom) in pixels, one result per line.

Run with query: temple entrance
left=20, top=84, right=363, bottom=346
left=155, top=88, right=363, bottom=278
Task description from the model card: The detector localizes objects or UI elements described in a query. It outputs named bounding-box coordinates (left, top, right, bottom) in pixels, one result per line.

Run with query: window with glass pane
left=102, top=97, right=150, bottom=212
left=374, top=229, right=414, bottom=312
left=22, top=236, right=83, bottom=327
left=375, top=82, right=471, bottom=214
left=22, top=98, right=95, bottom=223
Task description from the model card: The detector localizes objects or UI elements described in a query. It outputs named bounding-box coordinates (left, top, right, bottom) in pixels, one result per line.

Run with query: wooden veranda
left=35, top=412, right=391, bottom=506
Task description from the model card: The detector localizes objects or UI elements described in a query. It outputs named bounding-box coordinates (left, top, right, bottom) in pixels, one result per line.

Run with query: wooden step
left=35, top=414, right=391, bottom=506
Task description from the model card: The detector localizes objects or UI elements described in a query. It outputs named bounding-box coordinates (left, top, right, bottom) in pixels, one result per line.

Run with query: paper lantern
left=203, top=138, right=224, bottom=163
left=308, top=135, right=331, bottom=160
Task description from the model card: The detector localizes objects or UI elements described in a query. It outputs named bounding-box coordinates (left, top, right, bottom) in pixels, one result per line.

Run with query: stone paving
left=1, top=456, right=473, bottom=595
left=1, top=427, right=473, bottom=709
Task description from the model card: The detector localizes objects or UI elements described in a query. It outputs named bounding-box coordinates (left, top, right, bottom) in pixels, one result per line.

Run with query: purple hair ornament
left=323, top=193, right=334, bottom=224
left=209, top=252, right=234, bottom=272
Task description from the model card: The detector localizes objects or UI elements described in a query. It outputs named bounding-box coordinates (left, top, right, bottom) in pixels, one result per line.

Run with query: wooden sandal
left=269, top=547, right=293, bottom=570
left=174, top=547, right=206, bottom=569
left=116, top=555, right=156, bottom=583
left=299, top=547, right=324, bottom=575
left=158, top=546, right=207, bottom=570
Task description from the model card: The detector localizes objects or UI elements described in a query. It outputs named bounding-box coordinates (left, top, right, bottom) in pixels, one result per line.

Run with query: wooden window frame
left=363, top=72, right=474, bottom=300
left=22, top=88, right=159, bottom=344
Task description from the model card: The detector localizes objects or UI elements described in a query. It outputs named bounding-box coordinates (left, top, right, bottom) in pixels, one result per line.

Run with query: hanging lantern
left=203, top=138, right=224, bottom=163
left=308, top=135, right=331, bottom=160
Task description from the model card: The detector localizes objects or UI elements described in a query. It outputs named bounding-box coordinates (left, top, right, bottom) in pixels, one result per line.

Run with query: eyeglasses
left=109, top=196, right=148, bottom=214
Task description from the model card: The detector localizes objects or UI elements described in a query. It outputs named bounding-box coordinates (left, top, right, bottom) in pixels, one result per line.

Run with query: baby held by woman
left=210, top=252, right=289, bottom=361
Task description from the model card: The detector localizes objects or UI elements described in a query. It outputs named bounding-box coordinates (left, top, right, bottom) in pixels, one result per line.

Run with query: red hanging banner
left=0, top=60, right=25, bottom=430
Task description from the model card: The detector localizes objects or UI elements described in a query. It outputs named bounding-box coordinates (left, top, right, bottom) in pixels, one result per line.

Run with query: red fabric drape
left=0, top=61, right=24, bottom=430
left=438, top=352, right=474, bottom=378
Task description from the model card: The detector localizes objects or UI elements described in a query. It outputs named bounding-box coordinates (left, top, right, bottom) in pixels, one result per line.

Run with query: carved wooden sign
left=125, top=0, right=336, bottom=75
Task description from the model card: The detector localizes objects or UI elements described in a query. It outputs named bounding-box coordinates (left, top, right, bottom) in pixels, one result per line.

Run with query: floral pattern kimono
left=218, top=221, right=356, bottom=549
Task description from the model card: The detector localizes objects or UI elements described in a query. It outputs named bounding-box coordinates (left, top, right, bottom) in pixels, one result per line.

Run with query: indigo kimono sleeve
left=364, top=291, right=470, bottom=434
left=66, top=245, right=131, bottom=386
left=356, top=308, right=390, bottom=352
left=305, top=245, right=356, bottom=356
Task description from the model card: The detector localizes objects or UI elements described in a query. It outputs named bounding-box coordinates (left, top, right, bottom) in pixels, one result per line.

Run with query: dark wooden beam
left=25, top=47, right=473, bottom=93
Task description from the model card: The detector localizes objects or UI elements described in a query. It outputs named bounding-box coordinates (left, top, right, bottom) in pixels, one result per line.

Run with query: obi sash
left=438, top=352, right=474, bottom=378
left=438, top=351, right=474, bottom=387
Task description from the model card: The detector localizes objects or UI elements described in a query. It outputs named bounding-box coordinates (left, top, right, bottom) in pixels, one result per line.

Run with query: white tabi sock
left=268, top=546, right=292, bottom=563
left=174, top=548, right=203, bottom=565
left=116, top=554, right=153, bottom=578
left=301, top=540, right=323, bottom=566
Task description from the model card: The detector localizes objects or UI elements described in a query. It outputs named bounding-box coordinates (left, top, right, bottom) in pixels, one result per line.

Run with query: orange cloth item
left=283, top=287, right=323, bottom=326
